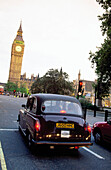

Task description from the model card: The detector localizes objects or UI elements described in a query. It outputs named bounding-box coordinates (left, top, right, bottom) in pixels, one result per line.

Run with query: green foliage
left=89, top=0, right=111, bottom=98
left=5, top=82, right=18, bottom=92
left=31, top=68, right=74, bottom=95
left=19, top=83, right=28, bottom=94
left=97, top=0, right=111, bottom=37
left=5, top=81, right=28, bottom=95
left=79, top=98, right=96, bottom=110
left=79, top=98, right=91, bottom=107
left=79, top=98, right=103, bottom=111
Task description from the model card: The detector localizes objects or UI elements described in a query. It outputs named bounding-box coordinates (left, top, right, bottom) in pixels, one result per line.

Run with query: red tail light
left=35, top=120, right=40, bottom=131
left=84, top=124, right=91, bottom=133
left=87, top=125, right=91, bottom=133
left=75, top=146, right=79, bottom=150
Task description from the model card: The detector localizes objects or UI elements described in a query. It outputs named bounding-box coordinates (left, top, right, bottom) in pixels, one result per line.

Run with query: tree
left=31, top=68, right=74, bottom=95
left=5, top=81, right=18, bottom=92
left=19, top=83, right=28, bottom=95
left=5, top=82, right=28, bottom=95
left=89, top=0, right=111, bottom=99
left=31, top=77, right=45, bottom=94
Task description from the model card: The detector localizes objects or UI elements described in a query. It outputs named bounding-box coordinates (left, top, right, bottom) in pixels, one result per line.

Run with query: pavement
left=86, top=110, right=106, bottom=127
left=86, top=115, right=105, bottom=127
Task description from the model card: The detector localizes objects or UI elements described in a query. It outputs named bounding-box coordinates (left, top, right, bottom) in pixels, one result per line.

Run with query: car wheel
left=94, top=130, right=102, bottom=144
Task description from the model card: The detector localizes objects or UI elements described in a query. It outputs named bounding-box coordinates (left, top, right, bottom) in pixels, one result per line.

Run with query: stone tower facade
left=8, top=23, right=25, bottom=83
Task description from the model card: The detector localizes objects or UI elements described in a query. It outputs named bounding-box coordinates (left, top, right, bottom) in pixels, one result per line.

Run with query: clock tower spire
left=8, top=22, right=25, bottom=83
left=15, top=21, right=24, bottom=41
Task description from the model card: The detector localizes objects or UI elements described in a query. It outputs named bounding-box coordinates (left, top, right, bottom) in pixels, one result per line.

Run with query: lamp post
left=94, top=86, right=97, bottom=117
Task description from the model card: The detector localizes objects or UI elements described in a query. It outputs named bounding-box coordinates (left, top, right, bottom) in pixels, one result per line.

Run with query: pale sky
left=0, top=0, right=104, bottom=83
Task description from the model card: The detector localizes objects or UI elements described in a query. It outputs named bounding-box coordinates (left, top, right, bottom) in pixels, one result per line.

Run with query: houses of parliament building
left=8, top=22, right=37, bottom=90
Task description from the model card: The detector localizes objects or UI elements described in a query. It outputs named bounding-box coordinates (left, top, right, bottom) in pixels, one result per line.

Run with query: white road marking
left=0, top=128, right=105, bottom=160
left=82, top=147, right=105, bottom=160
left=0, top=141, right=7, bottom=170
left=13, top=121, right=17, bottom=122
left=0, top=129, right=18, bottom=131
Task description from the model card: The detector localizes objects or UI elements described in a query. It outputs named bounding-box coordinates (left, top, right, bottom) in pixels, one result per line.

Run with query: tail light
left=84, top=124, right=91, bottom=133
left=75, top=146, right=79, bottom=150
left=87, top=125, right=91, bottom=133
left=35, top=119, right=40, bottom=131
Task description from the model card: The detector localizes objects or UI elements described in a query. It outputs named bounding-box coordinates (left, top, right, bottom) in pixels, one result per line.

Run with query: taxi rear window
left=41, top=100, right=82, bottom=116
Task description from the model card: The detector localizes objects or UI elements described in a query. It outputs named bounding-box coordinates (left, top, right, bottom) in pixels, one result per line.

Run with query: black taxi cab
left=18, top=93, right=93, bottom=150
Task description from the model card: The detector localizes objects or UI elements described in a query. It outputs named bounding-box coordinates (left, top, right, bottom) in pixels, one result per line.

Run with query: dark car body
left=18, top=93, right=92, bottom=149
left=92, top=120, right=111, bottom=144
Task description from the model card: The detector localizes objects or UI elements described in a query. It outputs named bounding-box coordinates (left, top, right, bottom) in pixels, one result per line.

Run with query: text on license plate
left=56, top=123, right=74, bottom=129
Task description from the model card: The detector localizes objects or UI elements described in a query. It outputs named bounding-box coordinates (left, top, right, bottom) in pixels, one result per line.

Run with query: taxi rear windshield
left=41, top=100, right=82, bottom=116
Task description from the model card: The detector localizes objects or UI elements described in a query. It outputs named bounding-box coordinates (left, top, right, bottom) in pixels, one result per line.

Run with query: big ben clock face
left=15, top=46, right=22, bottom=52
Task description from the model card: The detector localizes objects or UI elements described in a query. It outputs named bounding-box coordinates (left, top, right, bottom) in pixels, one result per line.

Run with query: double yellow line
left=0, top=141, right=7, bottom=170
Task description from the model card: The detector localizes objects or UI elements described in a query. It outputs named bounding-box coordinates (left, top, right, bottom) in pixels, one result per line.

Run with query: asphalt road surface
left=0, top=95, right=111, bottom=170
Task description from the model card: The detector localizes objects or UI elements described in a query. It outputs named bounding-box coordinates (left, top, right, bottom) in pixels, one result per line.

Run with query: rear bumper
left=32, top=139, right=93, bottom=147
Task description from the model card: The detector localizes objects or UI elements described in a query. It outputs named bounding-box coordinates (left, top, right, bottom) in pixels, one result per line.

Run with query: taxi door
left=25, top=97, right=37, bottom=136
left=21, top=97, right=34, bottom=134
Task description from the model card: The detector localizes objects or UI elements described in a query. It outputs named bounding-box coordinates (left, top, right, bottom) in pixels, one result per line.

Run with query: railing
left=82, top=106, right=111, bottom=122
left=105, top=110, right=111, bottom=121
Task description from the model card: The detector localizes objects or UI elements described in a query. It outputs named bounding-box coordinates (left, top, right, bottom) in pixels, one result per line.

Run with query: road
left=0, top=95, right=111, bottom=170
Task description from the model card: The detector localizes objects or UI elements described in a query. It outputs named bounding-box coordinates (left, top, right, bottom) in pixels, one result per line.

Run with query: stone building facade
left=20, top=73, right=38, bottom=90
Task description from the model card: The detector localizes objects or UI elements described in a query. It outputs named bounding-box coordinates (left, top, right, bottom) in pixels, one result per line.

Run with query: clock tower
left=8, top=22, right=25, bottom=83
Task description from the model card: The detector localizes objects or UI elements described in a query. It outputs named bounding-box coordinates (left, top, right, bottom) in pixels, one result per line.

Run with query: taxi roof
left=31, top=93, right=80, bottom=105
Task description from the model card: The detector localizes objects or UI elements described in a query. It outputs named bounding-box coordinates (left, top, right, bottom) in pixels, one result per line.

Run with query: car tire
left=94, top=130, right=102, bottom=144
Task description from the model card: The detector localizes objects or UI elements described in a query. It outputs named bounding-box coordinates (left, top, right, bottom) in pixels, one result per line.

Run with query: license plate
left=61, top=130, right=70, bottom=138
left=56, top=123, right=74, bottom=129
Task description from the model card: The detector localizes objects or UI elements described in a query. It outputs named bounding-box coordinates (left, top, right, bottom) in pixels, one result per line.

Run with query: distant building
left=0, top=84, right=4, bottom=94
left=0, top=83, right=6, bottom=87
left=73, top=71, right=95, bottom=104
left=73, top=71, right=111, bottom=107
left=8, top=22, right=38, bottom=90
left=102, top=88, right=111, bottom=107
left=20, top=73, right=38, bottom=90
left=0, top=83, right=6, bottom=92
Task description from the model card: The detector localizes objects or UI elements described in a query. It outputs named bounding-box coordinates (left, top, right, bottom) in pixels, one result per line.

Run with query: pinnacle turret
left=14, top=22, right=24, bottom=42
left=18, top=21, right=23, bottom=33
